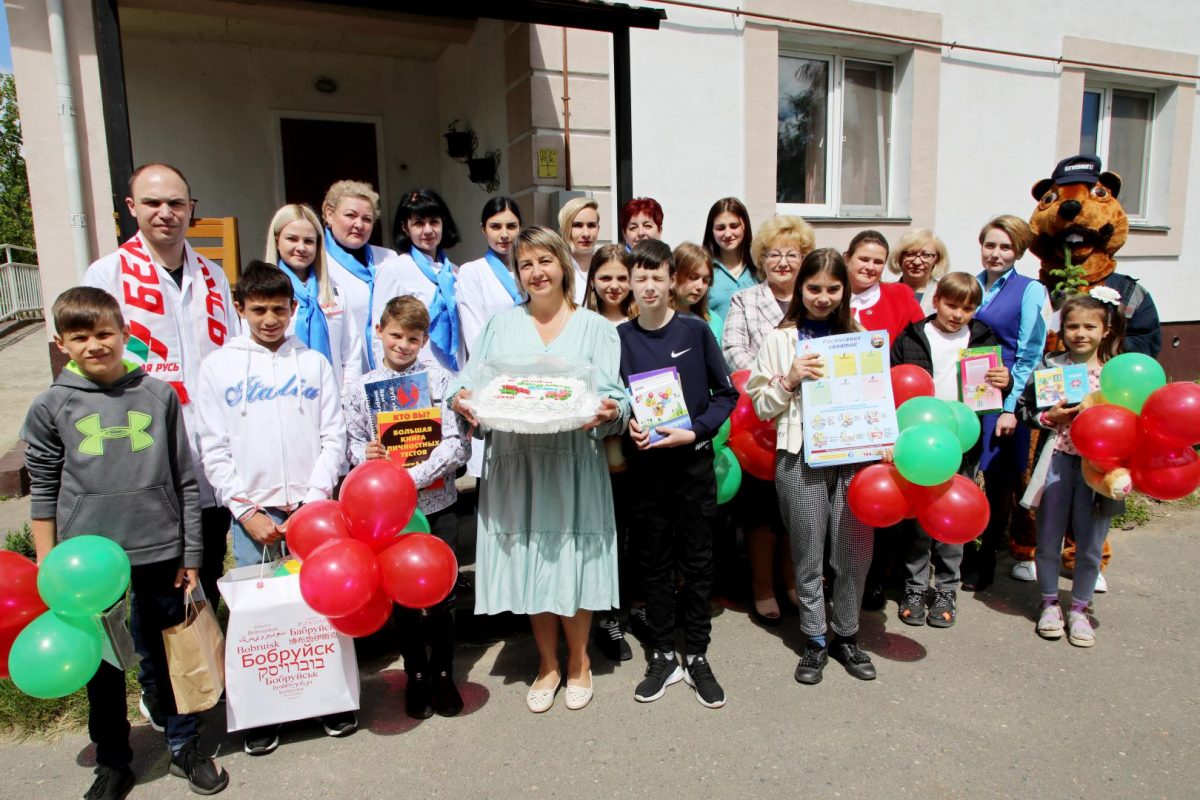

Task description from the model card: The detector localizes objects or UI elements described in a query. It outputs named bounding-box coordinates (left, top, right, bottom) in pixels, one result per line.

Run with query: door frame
left=270, top=110, right=390, bottom=244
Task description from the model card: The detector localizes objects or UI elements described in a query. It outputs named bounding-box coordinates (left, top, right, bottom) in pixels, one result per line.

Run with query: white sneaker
left=1011, top=561, right=1037, bottom=581
left=1094, top=572, right=1108, bottom=593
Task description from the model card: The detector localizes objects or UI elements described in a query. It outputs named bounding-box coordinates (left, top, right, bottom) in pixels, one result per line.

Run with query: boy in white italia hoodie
left=195, top=261, right=351, bottom=752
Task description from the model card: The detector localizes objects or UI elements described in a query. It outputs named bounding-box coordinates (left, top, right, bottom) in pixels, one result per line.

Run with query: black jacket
left=889, top=316, right=999, bottom=375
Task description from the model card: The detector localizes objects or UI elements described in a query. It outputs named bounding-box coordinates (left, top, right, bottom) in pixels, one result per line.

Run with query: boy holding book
left=889, top=271, right=1009, bottom=627
left=618, top=240, right=737, bottom=708
left=194, top=262, right=349, bottom=755
left=22, top=287, right=228, bottom=798
left=343, top=295, right=470, bottom=718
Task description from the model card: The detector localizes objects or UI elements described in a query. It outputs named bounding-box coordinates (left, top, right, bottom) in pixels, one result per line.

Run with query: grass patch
left=4, top=523, right=34, bottom=559
left=1113, top=493, right=1151, bottom=529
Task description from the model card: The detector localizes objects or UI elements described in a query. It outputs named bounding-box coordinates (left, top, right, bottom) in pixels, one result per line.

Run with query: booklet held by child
left=627, top=367, right=691, bottom=444
left=365, top=372, right=443, bottom=469
left=958, top=346, right=1004, bottom=413
left=1033, top=363, right=1090, bottom=408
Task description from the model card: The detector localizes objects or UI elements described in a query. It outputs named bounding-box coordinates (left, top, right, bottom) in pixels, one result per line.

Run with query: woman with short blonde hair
left=886, top=228, right=950, bottom=314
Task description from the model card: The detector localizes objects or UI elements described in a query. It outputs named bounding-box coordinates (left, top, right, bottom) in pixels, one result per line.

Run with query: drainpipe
left=561, top=27, right=572, bottom=191
left=47, top=0, right=93, bottom=278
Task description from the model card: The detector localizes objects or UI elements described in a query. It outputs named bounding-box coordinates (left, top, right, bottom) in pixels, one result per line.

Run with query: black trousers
left=396, top=505, right=458, bottom=675
left=629, top=445, right=718, bottom=656
left=89, top=560, right=197, bottom=768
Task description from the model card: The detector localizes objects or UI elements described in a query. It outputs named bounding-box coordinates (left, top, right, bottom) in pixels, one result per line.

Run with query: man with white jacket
left=195, top=261, right=352, bottom=755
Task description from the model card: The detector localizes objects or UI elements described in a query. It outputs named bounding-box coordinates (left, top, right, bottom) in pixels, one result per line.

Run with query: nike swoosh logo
left=671, top=349, right=691, bottom=358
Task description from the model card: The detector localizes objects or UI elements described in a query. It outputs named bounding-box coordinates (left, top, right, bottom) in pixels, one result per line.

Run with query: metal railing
left=0, top=245, right=42, bottom=323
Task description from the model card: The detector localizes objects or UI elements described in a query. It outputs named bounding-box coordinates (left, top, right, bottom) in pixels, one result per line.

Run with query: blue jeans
left=232, top=507, right=291, bottom=567
left=1036, top=452, right=1112, bottom=604
left=90, top=560, right=198, bottom=765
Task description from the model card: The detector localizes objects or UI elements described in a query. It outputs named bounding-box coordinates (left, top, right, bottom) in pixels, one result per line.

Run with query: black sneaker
left=861, top=582, right=886, bottom=612
left=405, top=671, right=434, bottom=719
left=682, top=655, right=726, bottom=708
left=897, top=589, right=927, bottom=626
left=432, top=670, right=464, bottom=717
left=627, top=606, right=650, bottom=641
left=594, top=615, right=634, bottom=661
left=169, top=740, right=230, bottom=795
left=634, top=651, right=683, bottom=702
left=793, top=640, right=828, bottom=685
left=84, top=765, right=135, bottom=800
left=830, top=636, right=877, bottom=681
left=927, top=589, right=957, bottom=628
left=242, top=724, right=280, bottom=756
left=321, top=711, right=358, bottom=737
left=138, top=692, right=165, bottom=733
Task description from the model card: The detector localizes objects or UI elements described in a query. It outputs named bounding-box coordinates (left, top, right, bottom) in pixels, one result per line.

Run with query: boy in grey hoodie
left=21, top=287, right=229, bottom=798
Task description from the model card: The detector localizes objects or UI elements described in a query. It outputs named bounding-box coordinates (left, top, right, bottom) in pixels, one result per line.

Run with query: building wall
left=625, top=0, right=1200, bottom=365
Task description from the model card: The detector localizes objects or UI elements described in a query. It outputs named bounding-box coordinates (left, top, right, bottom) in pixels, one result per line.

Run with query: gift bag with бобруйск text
left=217, top=561, right=360, bottom=732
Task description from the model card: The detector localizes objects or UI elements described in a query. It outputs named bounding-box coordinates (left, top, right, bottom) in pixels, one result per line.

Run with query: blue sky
left=1, top=10, right=12, bottom=72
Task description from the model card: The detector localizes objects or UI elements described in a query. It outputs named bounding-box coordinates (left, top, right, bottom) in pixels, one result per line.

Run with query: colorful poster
left=627, top=367, right=691, bottom=444
left=799, top=331, right=898, bottom=466
left=958, top=346, right=1004, bottom=413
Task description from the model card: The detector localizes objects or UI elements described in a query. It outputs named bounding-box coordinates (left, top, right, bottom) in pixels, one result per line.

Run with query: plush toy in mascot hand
left=1028, top=154, right=1161, bottom=357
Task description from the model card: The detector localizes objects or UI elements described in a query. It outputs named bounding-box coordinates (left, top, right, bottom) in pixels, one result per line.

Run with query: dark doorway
left=279, top=117, right=384, bottom=246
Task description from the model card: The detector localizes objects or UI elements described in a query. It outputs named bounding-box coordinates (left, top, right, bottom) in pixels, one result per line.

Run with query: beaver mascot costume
left=1008, top=154, right=1163, bottom=586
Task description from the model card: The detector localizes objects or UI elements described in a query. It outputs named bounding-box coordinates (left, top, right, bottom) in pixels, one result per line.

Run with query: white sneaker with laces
left=1011, top=561, right=1037, bottom=581
left=1094, top=572, right=1108, bottom=593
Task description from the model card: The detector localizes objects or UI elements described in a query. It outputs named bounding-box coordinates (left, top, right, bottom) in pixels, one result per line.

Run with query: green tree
left=0, top=73, right=35, bottom=249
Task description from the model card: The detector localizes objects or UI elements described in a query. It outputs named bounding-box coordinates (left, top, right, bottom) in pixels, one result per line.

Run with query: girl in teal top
left=703, top=197, right=758, bottom=322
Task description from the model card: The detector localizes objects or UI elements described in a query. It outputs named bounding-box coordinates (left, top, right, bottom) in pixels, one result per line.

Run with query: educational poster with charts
left=799, top=331, right=898, bottom=466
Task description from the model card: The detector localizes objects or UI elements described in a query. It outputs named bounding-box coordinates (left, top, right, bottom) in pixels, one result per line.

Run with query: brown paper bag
left=162, top=591, right=225, bottom=714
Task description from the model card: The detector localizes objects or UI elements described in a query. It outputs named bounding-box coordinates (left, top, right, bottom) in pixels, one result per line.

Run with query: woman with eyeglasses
left=885, top=229, right=950, bottom=315
left=722, top=216, right=814, bottom=626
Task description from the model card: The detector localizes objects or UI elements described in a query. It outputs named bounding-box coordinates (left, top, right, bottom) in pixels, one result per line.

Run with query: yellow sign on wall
left=537, top=148, right=558, bottom=178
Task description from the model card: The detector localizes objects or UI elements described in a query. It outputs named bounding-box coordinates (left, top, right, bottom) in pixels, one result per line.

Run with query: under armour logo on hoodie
left=75, top=412, right=154, bottom=456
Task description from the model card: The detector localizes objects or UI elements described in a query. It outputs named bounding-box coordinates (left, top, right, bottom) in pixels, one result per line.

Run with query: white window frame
left=1079, top=83, right=1156, bottom=222
left=775, top=48, right=896, bottom=219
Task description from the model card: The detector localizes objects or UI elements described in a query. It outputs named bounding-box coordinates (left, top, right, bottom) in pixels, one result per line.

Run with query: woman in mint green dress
left=450, top=226, right=629, bottom=712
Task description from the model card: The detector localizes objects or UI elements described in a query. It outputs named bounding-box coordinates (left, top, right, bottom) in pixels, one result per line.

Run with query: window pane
left=1108, top=89, right=1153, bottom=216
left=840, top=61, right=893, bottom=210
left=777, top=56, right=829, bottom=204
left=1079, top=90, right=1102, bottom=156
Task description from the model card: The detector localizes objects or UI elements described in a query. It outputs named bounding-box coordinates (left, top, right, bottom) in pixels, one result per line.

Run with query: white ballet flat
left=526, top=679, right=559, bottom=713
left=564, top=671, right=594, bottom=710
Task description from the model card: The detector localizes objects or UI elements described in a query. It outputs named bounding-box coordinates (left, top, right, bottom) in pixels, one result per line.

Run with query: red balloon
left=0, top=592, right=49, bottom=679
left=1141, top=382, right=1200, bottom=446
left=728, top=429, right=775, bottom=481
left=340, top=460, right=418, bottom=552
left=327, top=586, right=393, bottom=638
left=298, top=539, right=380, bottom=618
left=378, top=534, right=458, bottom=609
left=848, top=464, right=914, bottom=527
left=730, top=369, right=751, bottom=396
left=1071, top=404, right=1140, bottom=463
left=285, top=500, right=351, bottom=560
left=1130, top=438, right=1200, bottom=501
left=0, top=550, right=40, bottom=601
left=1088, top=456, right=1128, bottom=473
left=915, top=474, right=990, bottom=545
left=891, top=365, right=935, bottom=409
left=728, top=393, right=759, bottom=435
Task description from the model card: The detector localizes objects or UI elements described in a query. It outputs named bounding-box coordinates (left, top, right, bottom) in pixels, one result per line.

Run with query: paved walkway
left=0, top=324, right=51, bottom=458
left=2, top=502, right=1197, bottom=800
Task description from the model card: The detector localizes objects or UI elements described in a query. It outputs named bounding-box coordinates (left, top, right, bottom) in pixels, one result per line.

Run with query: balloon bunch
left=724, top=369, right=776, bottom=490
left=3, top=536, right=131, bottom=699
left=1071, top=353, right=1200, bottom=501
left=847, top=367, right=990, bottom=545
left=286, top=460, right=457, bottom=638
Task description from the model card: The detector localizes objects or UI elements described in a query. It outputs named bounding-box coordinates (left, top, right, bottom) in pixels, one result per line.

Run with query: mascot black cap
left=1051, top=154, right=1102, bottom=185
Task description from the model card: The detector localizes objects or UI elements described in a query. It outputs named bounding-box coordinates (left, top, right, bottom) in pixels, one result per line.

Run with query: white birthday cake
left=470, top=374, right=596, bottom=434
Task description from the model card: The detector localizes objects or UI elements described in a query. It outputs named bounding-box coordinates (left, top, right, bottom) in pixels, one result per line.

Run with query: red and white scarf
left=118, top=233, right=228, bottom=404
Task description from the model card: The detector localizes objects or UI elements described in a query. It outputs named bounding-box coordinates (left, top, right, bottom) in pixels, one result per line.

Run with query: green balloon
left=714, top=446, right=742, bottom=505
left=1100, top=352, right=1166, bottom=414
left=713, top=419, right=732, bottom=451
left=708, top=314, right=725, bottom=347
left=38, top=535, right=131, bottom=617
left=893, top=423, right=962, bottom=486
left=402, top=508, right=432, bottom=535
left=947, top=401, right=981, bottom=453
left=897, top=396, right=958, bottom=435
left=8, top=611, right=102, bottom=699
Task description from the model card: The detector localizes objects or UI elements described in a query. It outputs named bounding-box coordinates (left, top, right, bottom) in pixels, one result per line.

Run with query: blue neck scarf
left=280, top=262, right=332, bottom=363
left=324, top=228, right=377, bottom=368
left=484, top=249, right=521, bottom=305
left=410, top=247, right=460, bottom=371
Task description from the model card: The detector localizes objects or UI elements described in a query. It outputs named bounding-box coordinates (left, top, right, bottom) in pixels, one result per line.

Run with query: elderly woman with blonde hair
left=722, top=215, right=815, bottom=626
left=885, top=228, right=950, bottom=314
